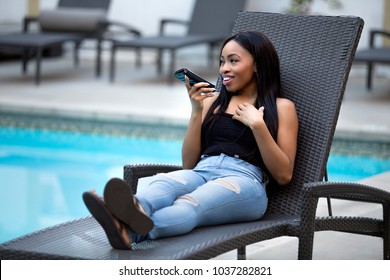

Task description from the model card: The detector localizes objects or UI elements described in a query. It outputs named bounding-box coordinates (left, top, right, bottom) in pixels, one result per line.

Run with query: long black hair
left=204, top=30, right=283, bottom=140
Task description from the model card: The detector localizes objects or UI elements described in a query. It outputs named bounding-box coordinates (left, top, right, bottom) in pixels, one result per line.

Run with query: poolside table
left=0, top=32, right=83, bottom=85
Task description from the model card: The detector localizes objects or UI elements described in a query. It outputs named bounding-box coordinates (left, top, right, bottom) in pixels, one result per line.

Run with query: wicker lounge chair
left=109, top=0, right=246, bottom=83
left=354, top=29, right=390, bottom=90
left=2, top=12, right=389, bottom=260
left=0, top=0, right=140, bottom=85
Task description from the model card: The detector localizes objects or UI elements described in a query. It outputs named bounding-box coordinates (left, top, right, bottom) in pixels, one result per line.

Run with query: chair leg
left=157, top=49, right=163, bottom=74
left=135, top=47, right=141, bottom=68
left=110, top=46, right=116, bottom=83
left=237, top=246, right=246, bottom=260
left=383, top=204, right=390, bottom=260
left=96, top=38, right=102, bottom=77
left=298, top=234, right=315, bottom=260
left=74, top=41, right=81, bottom=67
left=22, top=48, right=29, bottom=74
left=367, top=62, right=373, bottom=90
left=168, top=50, right=175, bottom=84
left=298, top=191, right=318, bottom=260
left=35, top=47, right=42, bottom=86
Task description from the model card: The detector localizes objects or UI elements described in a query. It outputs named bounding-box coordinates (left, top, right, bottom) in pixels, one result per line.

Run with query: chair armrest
left=303, top=181, right=390, bottom=204
left=300, top=181, right=390, bottom=233
left=100, top=19, right=142, bottom=38
left=298, top=181, right=390, bottom=259
left=159, top=18, right=190, bottom=35
left=23, top=15, right=39, bottom=32
left=123, top=164, right=182, bottom=193
left=369, top=29, right=390, bottom=47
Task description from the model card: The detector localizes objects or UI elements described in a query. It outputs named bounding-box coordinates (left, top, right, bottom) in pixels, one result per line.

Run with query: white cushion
left=39, top=8, right=106, bottom=33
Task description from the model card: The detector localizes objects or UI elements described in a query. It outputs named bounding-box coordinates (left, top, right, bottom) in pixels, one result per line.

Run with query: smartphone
left=174, top=68, right=215, bottom=88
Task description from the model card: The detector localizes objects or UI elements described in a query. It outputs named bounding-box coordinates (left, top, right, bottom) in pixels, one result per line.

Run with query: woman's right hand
left=185, top=76, right=216, bottom=113
left=181, top=76, right=216, bottom=169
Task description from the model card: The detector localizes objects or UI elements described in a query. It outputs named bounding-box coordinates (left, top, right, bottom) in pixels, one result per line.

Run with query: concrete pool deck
left=0, top=50, right=390, bottom=259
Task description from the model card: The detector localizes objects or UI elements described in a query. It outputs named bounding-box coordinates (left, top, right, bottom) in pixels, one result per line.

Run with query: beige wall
left=385, top=0, right=390, bottom=46
left=27, top=0, right=39, bottom=17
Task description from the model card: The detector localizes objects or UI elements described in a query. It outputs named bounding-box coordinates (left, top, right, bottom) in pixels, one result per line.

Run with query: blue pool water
left=1, top=126, right=390, bottom=244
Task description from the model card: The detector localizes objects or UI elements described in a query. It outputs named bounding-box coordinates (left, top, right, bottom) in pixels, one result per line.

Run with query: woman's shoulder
left=275, top=98, right=298, bottom=136
left=276, top=97, right=296, bottom=111
left=276, top=98, right=298, bottom=123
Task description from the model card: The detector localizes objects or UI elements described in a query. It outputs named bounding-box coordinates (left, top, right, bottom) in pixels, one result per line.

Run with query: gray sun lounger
left=2, top=12, right=389, bottom=260
left=109, top=0, right=246, bottom=83
left=0, top=33, right=83, bottom=85
left=354, top=29, right=390, bottom=90
left=0, top=0, right=140, bottom=85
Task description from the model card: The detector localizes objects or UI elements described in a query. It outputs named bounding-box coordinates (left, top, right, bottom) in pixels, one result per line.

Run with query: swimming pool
left=1, top=115, right=390, bottom=244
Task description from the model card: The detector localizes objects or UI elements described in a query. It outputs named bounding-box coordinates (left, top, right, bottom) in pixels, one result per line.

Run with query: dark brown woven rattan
left=2, top=12, right=387, bottom=260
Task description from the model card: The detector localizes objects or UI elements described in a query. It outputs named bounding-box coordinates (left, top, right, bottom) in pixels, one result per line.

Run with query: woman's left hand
left=232, top=103, right=265, bottom=129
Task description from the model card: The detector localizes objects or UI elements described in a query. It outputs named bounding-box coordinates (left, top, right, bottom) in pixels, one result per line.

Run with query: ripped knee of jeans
left=213, top=178, right=241, bottom=193
left=151, top=172, right=188, bottom=185
left=176, top=194, right=198, bottom=206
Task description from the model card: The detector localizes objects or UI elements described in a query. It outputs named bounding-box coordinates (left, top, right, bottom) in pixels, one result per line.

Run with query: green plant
left=286, top=0, right=342, bottom=14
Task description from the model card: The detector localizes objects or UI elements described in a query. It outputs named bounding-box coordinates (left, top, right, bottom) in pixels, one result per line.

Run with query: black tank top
left=201, top=112, right=266, bottom=169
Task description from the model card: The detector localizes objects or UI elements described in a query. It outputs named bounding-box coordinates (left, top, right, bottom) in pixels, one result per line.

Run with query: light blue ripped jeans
left=132, top=153, right=268, bottom=242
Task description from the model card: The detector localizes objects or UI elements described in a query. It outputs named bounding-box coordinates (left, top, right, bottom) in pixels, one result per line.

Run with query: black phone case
left=174, top=68, right=215, bottom=88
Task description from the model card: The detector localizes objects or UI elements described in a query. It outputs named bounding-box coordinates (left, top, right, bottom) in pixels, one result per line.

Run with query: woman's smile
left=222, top=75, right=234, bottom=86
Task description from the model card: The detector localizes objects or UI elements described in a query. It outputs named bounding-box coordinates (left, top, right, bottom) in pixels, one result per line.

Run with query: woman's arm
left=181, top=79, right=217, bottom=169
left=233, top=98, right=298, bottom=185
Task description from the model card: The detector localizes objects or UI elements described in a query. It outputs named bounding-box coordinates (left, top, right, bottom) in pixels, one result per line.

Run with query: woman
left=83, top=30, right=298, bottom=250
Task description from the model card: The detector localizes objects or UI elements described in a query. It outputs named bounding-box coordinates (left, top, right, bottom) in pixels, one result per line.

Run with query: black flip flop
left=82, top=191, right=131, bottom=250
left=104, top=178, right=154, bottom=236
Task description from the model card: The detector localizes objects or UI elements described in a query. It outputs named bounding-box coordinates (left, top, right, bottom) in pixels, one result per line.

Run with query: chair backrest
left=38, top=0, right=111, bottom=33
left=220, top=12, right=364, bottom=216
left=188, top=0, right=246, bottom=36
left=58, top=0, right=111, bottom=11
